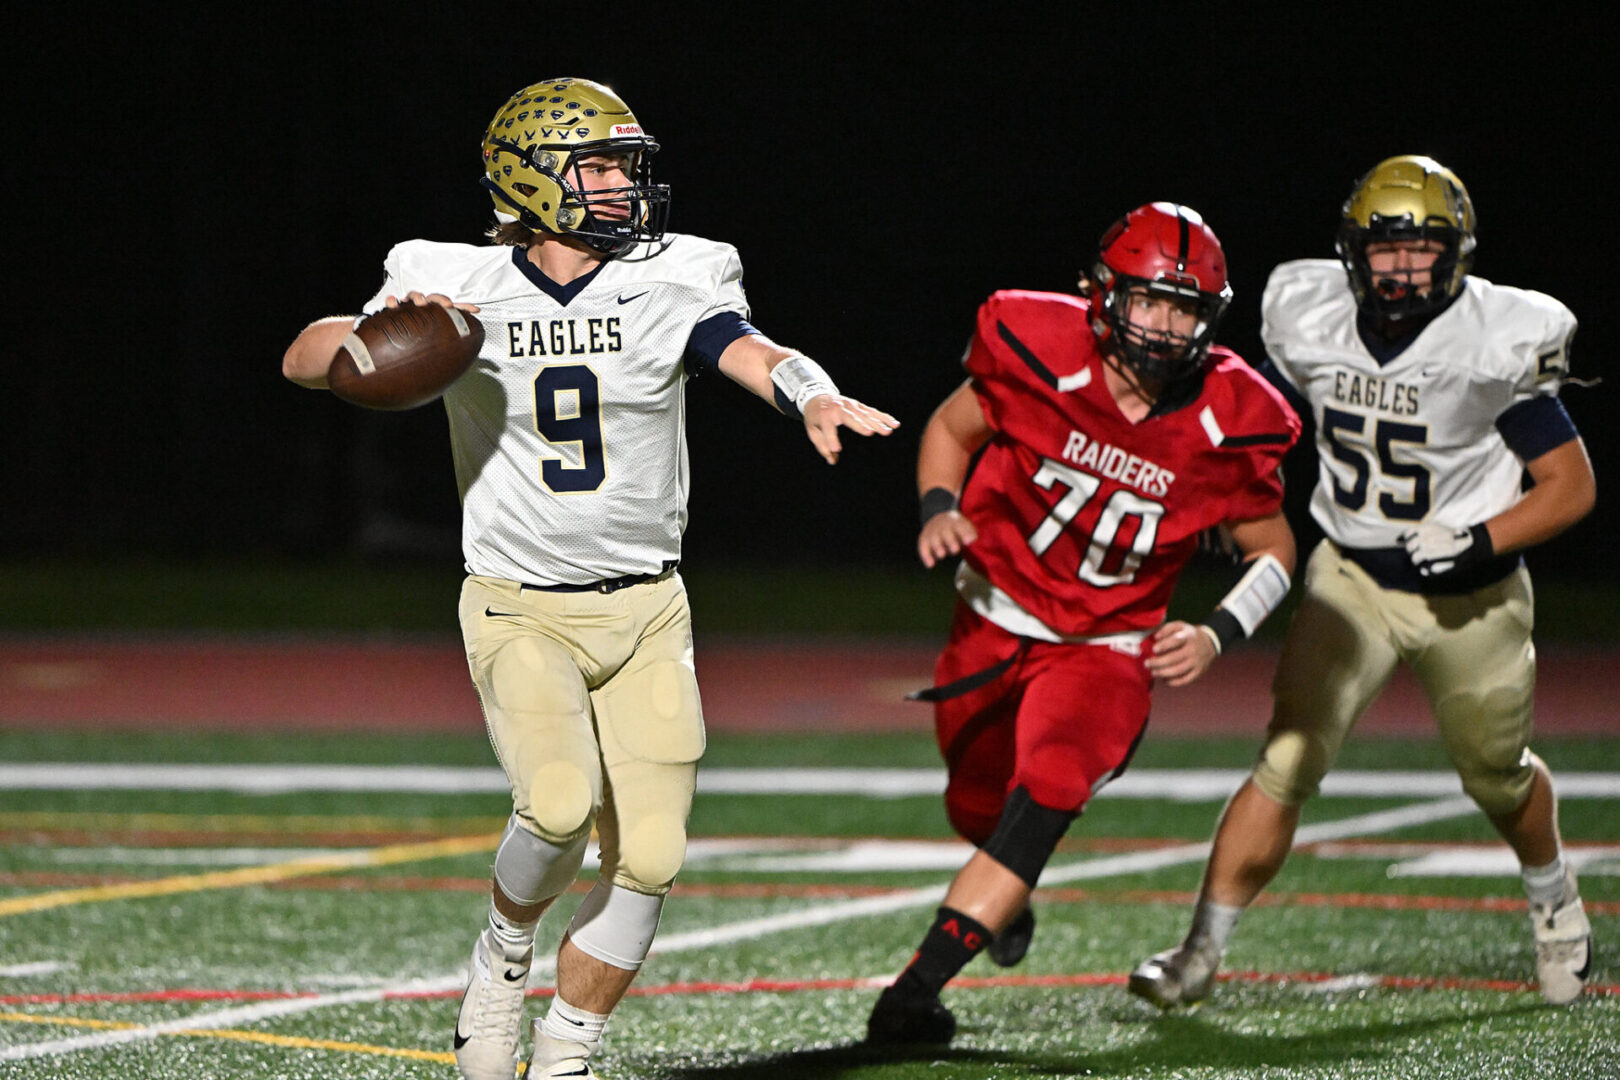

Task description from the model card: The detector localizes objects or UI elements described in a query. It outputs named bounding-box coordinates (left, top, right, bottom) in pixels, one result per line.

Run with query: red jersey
left=960, top=290, right=1300, bottom=638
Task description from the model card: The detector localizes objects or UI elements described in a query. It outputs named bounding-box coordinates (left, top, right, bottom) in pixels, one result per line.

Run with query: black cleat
left=865, top=983, right=956, bottom=1045
left=987, top=906, right=1035, bottom=968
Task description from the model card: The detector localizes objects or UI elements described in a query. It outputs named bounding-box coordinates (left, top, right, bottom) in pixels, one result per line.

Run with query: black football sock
left=896, top=906, right=993, bottom=997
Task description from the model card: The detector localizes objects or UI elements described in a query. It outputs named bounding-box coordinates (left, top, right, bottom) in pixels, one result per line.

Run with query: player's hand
left=385, top=291, right=482, bottom=314
left=1146, top=620, right=1218, bottom=687
left=802, top=394, right=899, bottom=465
left=1398, top=522, right=1492, bottom=578
left=918, top=510, right=978, bottom=568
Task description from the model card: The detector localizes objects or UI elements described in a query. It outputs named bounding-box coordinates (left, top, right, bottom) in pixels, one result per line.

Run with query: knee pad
left=1458, top=748, right=1539, bottom=817
left=524, top=760, right=598, bottom=844
left=493, top=815, right=590, bottom=906
left=476, top=637, right=601, bottom=844
left=981, top=785, right=1076, bottom=888
left=567, top=881, right=666, bottom=971
left=613, top=809, right=689, bottom=891
left=1435, top=684, right=1536, bottom=817
left=1252, top=729, right=1331, bottom=806
left=594, top=760, right=695, bottom=892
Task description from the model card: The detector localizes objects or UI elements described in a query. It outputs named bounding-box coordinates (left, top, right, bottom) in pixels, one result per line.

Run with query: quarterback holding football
left=1131, top=155, right=1597, bottom=1009
left=283, top=78, right=896, bottom=1080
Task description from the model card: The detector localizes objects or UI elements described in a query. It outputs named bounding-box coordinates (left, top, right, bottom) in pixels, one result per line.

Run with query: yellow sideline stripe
left=0, top=1012, right=455, bottom=1064
left=0, top=1012, right=142, bottom=1032
left=184, top=1027, right=454, bottom=1064
left=0, top=833, right=498, bottom=918
left=0, top=811, right=505, bottom=833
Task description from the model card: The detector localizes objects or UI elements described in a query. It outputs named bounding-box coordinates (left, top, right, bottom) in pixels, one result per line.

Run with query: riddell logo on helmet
left=612, top=124, right=643, bottom=137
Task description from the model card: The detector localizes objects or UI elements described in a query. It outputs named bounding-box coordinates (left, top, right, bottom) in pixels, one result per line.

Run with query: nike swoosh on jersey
left=485, top=607, right=521, bottom=618
left=617, top=291, right=650, bottom=304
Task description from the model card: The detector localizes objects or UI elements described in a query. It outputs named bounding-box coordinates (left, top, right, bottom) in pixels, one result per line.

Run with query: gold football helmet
left=480, top=78, right=670, bottom=257
left=1335, top=154, right=1476, bottom=321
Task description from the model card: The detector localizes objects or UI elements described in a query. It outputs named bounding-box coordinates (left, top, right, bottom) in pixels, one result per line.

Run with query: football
left=327, top=302, right=483, bottom=410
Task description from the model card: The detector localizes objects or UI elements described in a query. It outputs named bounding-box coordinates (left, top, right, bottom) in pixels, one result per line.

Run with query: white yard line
left=1, top=763, right=1615, bottom=798
left=0, top=796, right=1483, bottom=1062
left=0, top=961, right=69, bottom=977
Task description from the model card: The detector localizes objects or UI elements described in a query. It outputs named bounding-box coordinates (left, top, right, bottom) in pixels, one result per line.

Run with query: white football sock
left=533, top=997, right=611, bottom=1065
left=488, top=901, right=538, bottom=955
left=1187, top=900, right=1244, bottom=954
left=1522, top=854, right=1569, bottom=908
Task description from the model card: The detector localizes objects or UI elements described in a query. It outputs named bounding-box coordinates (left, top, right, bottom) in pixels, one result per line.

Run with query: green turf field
left=1, top=728, right=1615, bottom=1078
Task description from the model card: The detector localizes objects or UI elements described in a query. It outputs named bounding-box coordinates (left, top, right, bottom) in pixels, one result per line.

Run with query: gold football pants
left=459, top=572, right=705, bottom=894
left=1254, top=540, right=1538, bottom=815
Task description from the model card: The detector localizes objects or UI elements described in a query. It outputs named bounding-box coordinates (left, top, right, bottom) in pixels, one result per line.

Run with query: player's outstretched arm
left=716, top=334, right=898, bottom=465
left=1147, top=510, right=1296, bottom=688
left=916, top=381, right=994, bottom=568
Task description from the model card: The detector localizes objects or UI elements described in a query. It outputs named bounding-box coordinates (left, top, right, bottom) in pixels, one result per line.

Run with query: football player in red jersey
left=866, top=203, right=1301, bottom=1045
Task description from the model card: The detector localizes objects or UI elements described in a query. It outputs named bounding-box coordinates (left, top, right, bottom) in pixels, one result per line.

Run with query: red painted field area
left=1, top=637, right=1615, bottom=735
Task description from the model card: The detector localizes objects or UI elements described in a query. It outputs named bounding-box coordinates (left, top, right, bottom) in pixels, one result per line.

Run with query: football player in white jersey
left=283, top=78, right=896, bottom=1080
left=1129, top=155, right=1597, bottom=1009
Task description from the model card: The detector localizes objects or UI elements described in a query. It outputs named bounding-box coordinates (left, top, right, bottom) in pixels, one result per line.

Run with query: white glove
left=1397, top=522, right=1492, bottom=578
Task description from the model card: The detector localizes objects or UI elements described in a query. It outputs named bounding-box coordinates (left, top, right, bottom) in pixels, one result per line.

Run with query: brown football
left=327, top=302, right=483, bottom=410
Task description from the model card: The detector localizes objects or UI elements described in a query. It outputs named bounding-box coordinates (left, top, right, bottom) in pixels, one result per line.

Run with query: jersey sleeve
left=1259, top=261, right=1309, bottom=395
left=962, top=291, right=1060, bottom=432
left=1214, top=359, right=1301, bottom=524
left=361, top=245, right=410, bottom=315
left=1225, top=439, right=1290, bottom=524
left=360, top=240, right=492, bottom=315
left=700, top=247, right=750, bottom=322
left=963, top=299, right=1007, bottom=431
left=1509, top=293, right=1577, bottom=403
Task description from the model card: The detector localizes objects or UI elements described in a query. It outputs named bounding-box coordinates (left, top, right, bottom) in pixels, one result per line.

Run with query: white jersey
left=363, top=233, right=749, bottom=584
left=1262, top=259, right=1576, bottom=549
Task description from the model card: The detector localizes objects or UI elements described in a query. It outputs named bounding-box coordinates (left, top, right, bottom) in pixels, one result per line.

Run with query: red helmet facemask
left=1087, top=202, right=1233, bottom=385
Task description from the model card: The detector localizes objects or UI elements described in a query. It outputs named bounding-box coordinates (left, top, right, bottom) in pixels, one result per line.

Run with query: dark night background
left=5, top=9, right=1613, bottom=594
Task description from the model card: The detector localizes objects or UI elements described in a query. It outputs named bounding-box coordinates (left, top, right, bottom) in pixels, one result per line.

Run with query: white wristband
left=770, top=354, right=839, bottom=414
left=1218, top=552, right=1292, bottom=638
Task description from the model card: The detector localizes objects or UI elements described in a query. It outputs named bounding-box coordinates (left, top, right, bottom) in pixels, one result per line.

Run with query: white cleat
left=453, top=929, right=532, bottom=1080
left=528, top=1023, right=601, bottom=1078
left=1531, top=869, right=1593, bottom=1006
left=1128, top=942, right=1221, bottom=1009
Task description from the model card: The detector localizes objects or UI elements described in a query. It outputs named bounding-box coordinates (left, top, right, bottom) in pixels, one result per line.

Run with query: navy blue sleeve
left=1496, top=395, right=1579, bottom=463
left=684, top=312, right=758, bottom=376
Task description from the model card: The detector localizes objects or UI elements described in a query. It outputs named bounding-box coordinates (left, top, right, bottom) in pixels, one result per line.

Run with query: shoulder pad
left=1202, top=351, right=1302, bottom=450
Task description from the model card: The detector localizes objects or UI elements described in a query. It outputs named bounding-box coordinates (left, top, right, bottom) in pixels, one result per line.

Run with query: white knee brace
left=493, top=815, right=590, bottom=906
left=566, top=881, right=666, bottom=971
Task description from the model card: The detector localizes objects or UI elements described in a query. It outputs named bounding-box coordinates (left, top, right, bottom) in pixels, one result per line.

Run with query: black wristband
left=1201, top=608, right=1245, bottom=653
left=920, top=487, right=958, bottom=526
left=1468, top=522, right=1494, bottom=561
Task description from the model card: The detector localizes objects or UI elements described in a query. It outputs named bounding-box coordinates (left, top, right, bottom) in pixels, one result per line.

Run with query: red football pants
left=933, top=602, right=1152, bottom=845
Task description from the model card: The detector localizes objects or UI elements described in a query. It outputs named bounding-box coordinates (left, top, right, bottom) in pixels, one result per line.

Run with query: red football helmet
left=1087, top=202, right=1233, bottom=384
